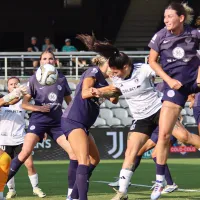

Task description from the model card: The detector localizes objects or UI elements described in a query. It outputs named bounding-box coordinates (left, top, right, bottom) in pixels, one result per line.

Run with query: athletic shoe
left=161, top=183, right=178, bottom=194
left=111, top=188, right=128, bottom=200
left=108, top=179, right=131, bottom=188
left=150, top=181, right=164, bottom=200
left=151, top=180, right=167, bottom=190
left=6, top=190, right=17, bottom=199
left=66, top=196, right=73, bottom=200
left=33, top=187, right=46, bottom=198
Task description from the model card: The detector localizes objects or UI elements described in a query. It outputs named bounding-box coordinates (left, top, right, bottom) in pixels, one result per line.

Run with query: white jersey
left=112, top=63, right=162, bottom=120
left=0, top=100, right=26, bottom=145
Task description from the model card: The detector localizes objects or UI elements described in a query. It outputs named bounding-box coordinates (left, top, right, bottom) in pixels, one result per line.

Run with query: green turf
left=5, top=159, right=200, bottom=200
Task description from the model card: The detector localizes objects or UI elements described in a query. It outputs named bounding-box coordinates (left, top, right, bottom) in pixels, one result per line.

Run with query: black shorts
left=0, top=144, right=23, bottom=159
left=130, top=109, right=160, bottom=136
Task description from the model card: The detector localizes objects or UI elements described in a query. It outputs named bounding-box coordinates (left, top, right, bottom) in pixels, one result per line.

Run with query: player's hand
left=90, top=88, right=102, bottom=97
left=167, top=78, right=182, bottom=90
left=3, top=88, right=22, bottom=102
left=17, top=84, right=28, bottom=95
left=189, top=99, right=195, bottom=109
left=36, top=105, right=50, bottom=112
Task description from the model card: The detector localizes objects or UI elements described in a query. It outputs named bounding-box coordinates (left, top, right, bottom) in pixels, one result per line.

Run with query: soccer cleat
left=151, top=180, right=167, bottom=190
left=6, top=190, right=17, bottom=199
left=66, top=196, right=73, bottom=200
left=150, top=181, right=164, bottom=200
left=161, top=183, right=178, bottom=194
left=33, top=187, right=46, bottom=198
left=111, top=188, right=128, bottom=200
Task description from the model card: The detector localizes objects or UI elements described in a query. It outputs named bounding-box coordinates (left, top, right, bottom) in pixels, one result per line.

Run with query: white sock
left=67, top=188, right=72, bottom=196
left=0, top=192, right=3, bottom=199
left=7, top=177, right=15, bottom=192
left=156, top=175, right=165, bottom=185
left=118, top=169, right=133, bottom=194
left=29, top=174, right=38, bottom=189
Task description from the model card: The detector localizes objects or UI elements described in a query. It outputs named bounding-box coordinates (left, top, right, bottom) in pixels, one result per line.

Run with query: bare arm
left=149, top=49, right=182, bottom=90
left=22, top=94, right=50, bottom=112
left=64, top=95, right=72, bottom=105
left=81, top=77, right=97, bottom=99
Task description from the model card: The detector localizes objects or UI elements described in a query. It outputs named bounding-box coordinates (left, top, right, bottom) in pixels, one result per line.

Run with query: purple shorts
left=27, top=120, right=63, bottom=143
left=193, top=106, right=200, bottom=125
left=61, top=117, right=89, bottom=138
left=162, top=80, right=200, bottom=107
left=150, top=126, right=177, bottom=145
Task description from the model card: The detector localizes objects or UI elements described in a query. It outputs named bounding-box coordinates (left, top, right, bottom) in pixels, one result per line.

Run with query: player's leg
left=111, top=131, right=149, bottom=200
left=0, top=148, right=11, bottom=200
left=23, top=153, right=46, bottom=198
left=7, top=133, right=40, bottom=182
left=3, top=146, right=17, bottom=199
left=151, top=101, right=181, bottom=200
left=68, top=128, right=90, bottom=200
left=55, top=134, right=78, bottom=198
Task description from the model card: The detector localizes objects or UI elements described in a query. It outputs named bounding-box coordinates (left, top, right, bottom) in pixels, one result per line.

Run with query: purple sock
left=132, top=155, right=142, bottom=172
left=7, top=156, right=23, bottom=182
left=153, top=157, right=173, bottom=184
left=68, top=160, right=78, bottom=190
left=71, top=164, right=96, bottom=199
left=74, top=165, right=89, bottom=200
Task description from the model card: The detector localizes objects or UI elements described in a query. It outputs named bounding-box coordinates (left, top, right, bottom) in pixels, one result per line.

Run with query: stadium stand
left=0, top=80, right=197, bottom=128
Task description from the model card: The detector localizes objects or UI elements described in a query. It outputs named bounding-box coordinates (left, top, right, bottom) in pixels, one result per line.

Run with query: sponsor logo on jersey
left=91, top=68, right=98, bottom=74
left=151, top=34, right=157, bottom=43
left=30, top=125, right=36, bottom=130
left=48, top=92, right=57, bottom=102
left=185, top=37, right=192, bottom=43
left=163, top=40, right=170, bottom=44
left=172, top=47, right=185, bottom=59
left=57, top=85, right=62, bottom=90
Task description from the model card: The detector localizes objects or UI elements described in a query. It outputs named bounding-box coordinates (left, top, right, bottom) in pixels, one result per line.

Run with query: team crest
left=167, top=90, right=175, bottom=98
left=48, top=92, right=57, bottom=102
left=57, top=85, right=62, bottom=90
left=30, top=125, right=35, bottom=130
left=185, top=37, right=192, bottom=43
left=172, top=47, right=185, bottom=59
left=91, top=68, right=98, bottom=74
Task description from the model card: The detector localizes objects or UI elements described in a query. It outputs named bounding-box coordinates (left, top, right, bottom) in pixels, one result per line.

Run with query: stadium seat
left=185, top=107, right=193, bottom=116
left=100, top=102, right=106, bottom=108
left=180, top=108, right=187, bottom=116
left=105, top=100, right=120, bottom=109
left=25, top=119, right=29, bottom=128
left=184, top=102, right=190, bottom=107
left=62, top=101, right=68, bottom=109
left=121, top=117, right=133, bottom=126
left=93, top=117, right=107, bottom=127
left=24, top=113, right=29, bottom=119
left=112, top=108, right=128, bottom=120
left=0, top=84, right=5, bottom=92
left=182, top=116, right=196, bottom=125
left=126, top=108, right=132, bottom=117
left=119, top=99, right=128, bottom=108
left=68, top=82, right=76, bottom=91
left=106, top=117, right=122, bottom=127
left=100, top=108, right=113, bottom=120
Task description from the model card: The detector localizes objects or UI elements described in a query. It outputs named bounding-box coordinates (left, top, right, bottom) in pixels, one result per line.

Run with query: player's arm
left=22, top=94, right=50, bottom=112
left=149, top=49, right=182, bottom=90
left=64, top=95, right=72, bottom=105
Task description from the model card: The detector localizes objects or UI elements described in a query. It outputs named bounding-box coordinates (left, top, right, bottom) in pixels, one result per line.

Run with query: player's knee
left=125, top=148, right=136, bottom=159
left=19, top=149, right=32, bottom=162
left=159, top=131, right=171, bottom=143
left=25, top=161, right=34, bottom=171
left=178, top=131, right=189, bottom=143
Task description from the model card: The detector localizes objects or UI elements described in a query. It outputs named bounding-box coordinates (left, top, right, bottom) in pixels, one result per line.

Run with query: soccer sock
left=28, top=173, right=39, bottom=189
left=153, top=157, right=173, bottom=185
left=0, top=152, right=11, bottom=193
left=7, top=156, right=24, bottom=182
left=67, top=159, right=78, bottom=196
left=7, top=177, right=15, bottom=192
left=132, top=155, right=142, bottom=172
left=73, top=165, right=89, bottom=200
left=71, top=163, right=96, bottom=199
left=119, top=169, right=133, bottom=194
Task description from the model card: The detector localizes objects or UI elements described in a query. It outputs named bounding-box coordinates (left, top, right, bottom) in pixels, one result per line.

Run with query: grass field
left=5, top=159, right=200, bottom=200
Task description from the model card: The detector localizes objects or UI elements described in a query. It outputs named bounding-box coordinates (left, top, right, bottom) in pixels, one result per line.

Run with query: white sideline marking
left=92, top=181, right=200, bottom=192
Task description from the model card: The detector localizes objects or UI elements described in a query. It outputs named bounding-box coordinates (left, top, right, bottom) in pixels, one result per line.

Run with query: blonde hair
left=91, top=55, right=107, bottom=67
left=182, top=2, right=194, bottom=25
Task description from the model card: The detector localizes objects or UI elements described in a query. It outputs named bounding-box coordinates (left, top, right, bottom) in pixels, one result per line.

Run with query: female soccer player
left=61, top=34, right=121, bottom=200
left=0, top=77, right=45, bottom=198
left=148, top=2, right=200, bottom=199
left=0, top=83, right=28, bottom=200
left=6, top=51, right=80, bottom=188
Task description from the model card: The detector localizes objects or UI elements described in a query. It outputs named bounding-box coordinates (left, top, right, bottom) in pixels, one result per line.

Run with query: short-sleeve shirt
left=148, top=26, right=200, bottom=84
left=62, top=66, right=108, bottom=128
left=28, top=72, right=71, bottom=124
left=62, top=45, right=77, bottom=52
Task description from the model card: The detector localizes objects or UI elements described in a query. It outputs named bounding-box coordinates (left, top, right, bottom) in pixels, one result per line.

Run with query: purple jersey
left=28, top=72, right=71, bottom=123
left=148, top=26, right=200, bottom=84
left=62, top=66, right=108, bottom=128
left=194, top=92, right=200, bottom=107
left=155, top=82, right=165, bottom=93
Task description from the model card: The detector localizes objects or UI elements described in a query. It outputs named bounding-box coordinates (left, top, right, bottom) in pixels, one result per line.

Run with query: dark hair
left=76, top=34, right=131, bottom=69
left=7, top=76, right=20, bottom=84
left=166, top=2, right=194, bottom=24
left=40, top=50, right=56, bottom=60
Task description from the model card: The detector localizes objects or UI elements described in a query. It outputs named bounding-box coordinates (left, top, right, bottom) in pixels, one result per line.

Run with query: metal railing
left=0, top=51, right=149, bottom=80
